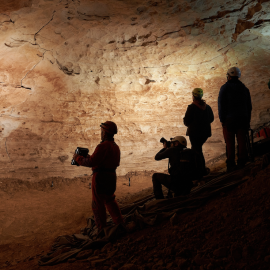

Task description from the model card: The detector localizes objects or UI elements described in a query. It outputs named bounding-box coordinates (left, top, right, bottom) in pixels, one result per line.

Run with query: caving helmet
left=171, top=136, right=187, bottom=147
left=227, top=67, right=241, bottom=78
left=192, top=88, right=203, bottom=98
left=100, top=121, right=118, bottom=135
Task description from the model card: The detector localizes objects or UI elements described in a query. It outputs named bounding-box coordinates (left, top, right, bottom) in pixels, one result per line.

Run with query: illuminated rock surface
left=0, top=0, right=270, bottom=179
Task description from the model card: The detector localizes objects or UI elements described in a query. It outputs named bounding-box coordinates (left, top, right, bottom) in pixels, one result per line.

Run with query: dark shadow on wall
left=0, top=0, right=32, bottom=13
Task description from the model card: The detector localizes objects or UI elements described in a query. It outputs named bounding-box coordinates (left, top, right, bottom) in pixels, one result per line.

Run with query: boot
left=227, top=161, right=237, bottom=173
left=166, top=190, right=173, bottom=199
left=202, top=167, right=210, bottom=176
left=237, top=159, right=247, bottom=169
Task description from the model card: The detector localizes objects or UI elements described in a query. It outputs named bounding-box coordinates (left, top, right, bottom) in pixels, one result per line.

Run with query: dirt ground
left=0, top=170, right=157, bottom=270
left=1, top=156, right=253, bottom=270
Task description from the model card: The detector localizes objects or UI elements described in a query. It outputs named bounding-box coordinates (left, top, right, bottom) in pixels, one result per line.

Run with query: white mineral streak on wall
left=0, top=0, right=270, bottom=179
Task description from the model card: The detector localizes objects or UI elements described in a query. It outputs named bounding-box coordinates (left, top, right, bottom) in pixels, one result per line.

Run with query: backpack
left=256, top=127, right=270, bottom=139
left=169, top=148, right=203, bottom=182
left=177, top=148, right=203, bottom=181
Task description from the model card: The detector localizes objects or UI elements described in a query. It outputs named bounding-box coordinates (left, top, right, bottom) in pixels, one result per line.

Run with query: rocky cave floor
left=1, top=156, right=270, bottom=270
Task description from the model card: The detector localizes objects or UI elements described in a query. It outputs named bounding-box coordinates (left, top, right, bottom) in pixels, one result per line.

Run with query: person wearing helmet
left=218, top=67, right=252, bottom=172
left=152, top=135, right=201, bottom=199
left=183, top=88, right=214, bottom=176
left=73, top=121, right=124, bottom=231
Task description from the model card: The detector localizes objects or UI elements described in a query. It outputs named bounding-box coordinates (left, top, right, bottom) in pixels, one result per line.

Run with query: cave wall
left=0, top=0, right=270, bottom=179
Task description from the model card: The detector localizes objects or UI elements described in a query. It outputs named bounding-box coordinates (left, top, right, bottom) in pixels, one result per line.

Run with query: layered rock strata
left=0, top=0, right=270, bottom=179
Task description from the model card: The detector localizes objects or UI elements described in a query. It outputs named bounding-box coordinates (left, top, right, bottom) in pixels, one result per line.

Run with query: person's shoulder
left=105, top=140, right=119, bottom=146
left=95, top=141, right=104, bottom=149
left=99, top=140, right=120, bottom=150
left=182, top=147, right=192, bottom=152
left=180, top=148, right=194, bottom=157
left=100, top=139, right=115, bottom=143
left=239, top=80, right=250, bottom=91
left=113, top=141, right=120, bottom=148
left=187, top=103, right=197, bottom=110
left=110, top=140, right=120, bottom=149
left=220, top=82, right=228, bottom=90
left=184, top=148, right=199, bottom=157
left=183, top=147, right=198, bottom=154
left=97, top=140, right=111, bottom=147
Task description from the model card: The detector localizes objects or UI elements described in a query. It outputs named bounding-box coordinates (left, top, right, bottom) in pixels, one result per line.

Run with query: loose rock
left=213, top=247, right=228, bottom=258
left=176, top=258, right=187, bottom=268
left=119, top=264, right=138, bottom=270
left=264, top=255, right=270, bottom=263
left=170, top=213, right=179, bottom=226
left=230, top=244, right=242, bottom=262
left=76, top=250, right=93, bottom=260
left=101, top=243, right=112, bottom=253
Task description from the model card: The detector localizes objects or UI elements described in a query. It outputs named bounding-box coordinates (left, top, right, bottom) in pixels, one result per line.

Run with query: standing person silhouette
left=218, top=67, right=252, bottom=172
left=184, top=88, right=214, bottom=176
left=73, top=121, right=124, bottom=231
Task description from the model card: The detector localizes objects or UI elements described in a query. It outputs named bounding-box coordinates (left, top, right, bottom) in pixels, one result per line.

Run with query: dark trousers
left=189, top=136, right=208, bottom=170
left=152, top=173, right=192, bottom=199
left=222, top=125, right=248, bottom=167
left=92, top=174, right=123, bottom=231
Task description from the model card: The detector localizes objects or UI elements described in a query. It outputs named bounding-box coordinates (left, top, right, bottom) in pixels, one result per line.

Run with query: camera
left=71, top=147, right=89, bottom=166
left=160, top=137, right=172, bottom=148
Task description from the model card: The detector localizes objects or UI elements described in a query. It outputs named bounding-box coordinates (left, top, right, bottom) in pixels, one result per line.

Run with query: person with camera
left=183, top=88, right=214, bottom=176
left=72, top=121, right=124, bottom=232
left=152, top=136, right=200, bottom=200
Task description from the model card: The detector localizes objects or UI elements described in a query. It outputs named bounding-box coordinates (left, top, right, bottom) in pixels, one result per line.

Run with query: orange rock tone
left=0, top=0, right=270, bottom=179
left=0, top=0, right=32, bottom=13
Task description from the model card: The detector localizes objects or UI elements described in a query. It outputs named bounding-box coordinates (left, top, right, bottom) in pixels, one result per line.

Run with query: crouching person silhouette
left=152, top=136, right=202, bottom=199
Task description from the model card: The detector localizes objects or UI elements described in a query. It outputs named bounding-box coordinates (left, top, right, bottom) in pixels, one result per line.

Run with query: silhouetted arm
left=246, top=87, right=252, bottom=124
left=155, top=148, right=173, bottom=161
left=75, top=144, right=108, bottom=167
left=218, top=85, right=227, bottom=124
left=183, top=105, right=193, bottom=127
left=208, top=105, right=214, bottom=123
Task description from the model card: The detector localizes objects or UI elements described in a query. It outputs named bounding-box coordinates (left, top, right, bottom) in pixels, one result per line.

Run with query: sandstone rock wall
left=0, top=0, right=270, bottom=179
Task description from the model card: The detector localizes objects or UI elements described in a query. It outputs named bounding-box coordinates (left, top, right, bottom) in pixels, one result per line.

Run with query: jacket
left=155, top=146, right=201, bottom=182
left=218, top=79, right=252, bottom=124
left=75, top=139, right=120, bottom=194
left=183, top=102, right=214, bottom=138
